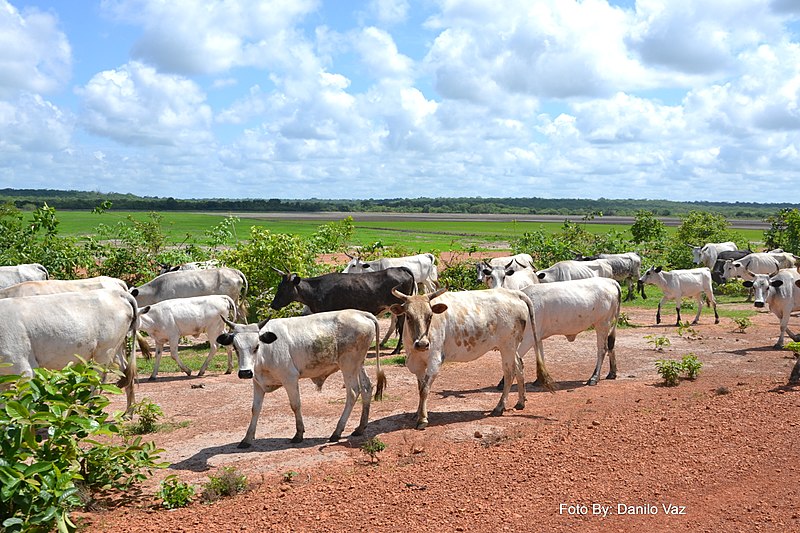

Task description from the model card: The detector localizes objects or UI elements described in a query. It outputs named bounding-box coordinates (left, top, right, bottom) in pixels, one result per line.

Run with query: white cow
left=576, top=252, right=642, bottom=301
left=0, top=263, right=49, bottom=289
left=389, top=287, right=552, bottom=430
left=638, top=266, right=719, bottom=325
left=158, top=259, right=221, bottom=275
left=0, top=276, right=127, bottom=299
left=721, top=252, right=799, bottom=282
left=478, top=259, right=538, bottom=290
left=691, top=242, right=738, bottom=269
left=491, top=277, right=622, bottom=386
left=0, top=289, right=139, bottom=412
left=742, top=269, right=800, bottom=349
left=130, top=267, right=248, bottom=320
left=137, top=295, right=238, bottom=380
left=475, top=254, right=534, bottom=284
left=217, top=310, right=385, bottom=446
left=343, top=253, right=439, bottom=293
left=535, top=260, right=600, bottom=283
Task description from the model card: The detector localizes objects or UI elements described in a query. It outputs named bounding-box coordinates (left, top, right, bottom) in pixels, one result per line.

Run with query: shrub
left=645, top=334, right=671, bottom=351
left=361, top=437, right=387, bottom=464
left=201, top=466, right=248, bottom=502
left=655, top=359, right=683, bottom=386
left=732, top=316, right=752, bottom=333
left=157, top=475, right=196, bottom=509
left=0, top=361, right=165, bottom=532
left=681, top=353, right=703, bottom=380
left=438, top=259, right=483, bottom=291
left=124, top=398, right=164, bottom=435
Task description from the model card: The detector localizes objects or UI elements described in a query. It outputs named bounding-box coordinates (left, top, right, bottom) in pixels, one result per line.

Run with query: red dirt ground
left=78, top=303, right=800, bottom=532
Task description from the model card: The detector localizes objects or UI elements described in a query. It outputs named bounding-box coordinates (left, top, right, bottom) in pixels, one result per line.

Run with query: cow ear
left=260, top=331, right=278, bottom=344
left=482, top=268, right=492, bottom=276
left=130, top=288, right=139, bottom=297
left=505, top=269, right=515, bottom=276
left=389, top=303, right=405, bottom=316
left=431, top=303, right=448, bottom=314
left=290, top=274, right=301, bottom=286
left=216, top=333, right=234, bottom=346
left=537, top=272, right=546, bottom=280
left=654, top=266, right=663, bottom=273
left=363, top=263, right=372, bottom=269
left=742, top=281, right=753, bottom=288
left=771, top=280, right=784, bottom=288
left=140, top=305, right=151, bottom=314
left=795, top=280, right=800, bottom=288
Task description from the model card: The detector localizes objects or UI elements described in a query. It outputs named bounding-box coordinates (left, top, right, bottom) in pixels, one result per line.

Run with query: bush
left=0, top=361, right=165, bottom=532
left=437, top=259, right=483, bottom=291
left=655, top=354, right=703, bottom=386
left=123, top=398, right=164, bottom=435
left=361, top=437, right=387, bottom=464
left=157, top=475, right=195, bottom=509
left=201, top=466, right=248, bottom=502
left=681, top=353, right=703, bottom=380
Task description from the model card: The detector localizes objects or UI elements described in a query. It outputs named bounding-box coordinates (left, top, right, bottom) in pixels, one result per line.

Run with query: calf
left=638, top=266, right=719, bottom=325
left=217, top=310, right=385, bottom=446
left=742, top=269, right=800, bottom=349
left=639, top=267, right=719, bottom=326
left=137, top=295, right=238, bottom=380
left=389, top=287, right=552, bottom=430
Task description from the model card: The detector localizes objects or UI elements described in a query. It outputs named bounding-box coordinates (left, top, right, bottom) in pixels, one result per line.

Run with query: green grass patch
left=136, top=342, right=233, bottom=377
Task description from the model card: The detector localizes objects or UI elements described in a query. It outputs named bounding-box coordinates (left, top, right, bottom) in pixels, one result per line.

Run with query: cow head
left=217, top=317, right=268, bottom=379
left=743, top=273, right=783, bottom=309
left=389, top=287, right=447, bottom=350
left=270, top=271, right=302, bottom=310
left=637, top=266, right=662, bottom=298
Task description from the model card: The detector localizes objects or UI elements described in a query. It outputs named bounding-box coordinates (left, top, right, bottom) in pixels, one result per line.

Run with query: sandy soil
left=78, top=303, right=800, bottom=532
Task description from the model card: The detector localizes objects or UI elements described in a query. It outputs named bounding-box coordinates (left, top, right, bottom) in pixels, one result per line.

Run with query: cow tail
left=226, top=295, right=238, bottom=322
left=372, top=315, right=386, bottom=401
left=136, top=332, right=152, bottom=359
left=609, top=281, right=621, bottom=352
left=118, top=293, right=139, bottom=414
left=521, top=292, right=554, bottom=393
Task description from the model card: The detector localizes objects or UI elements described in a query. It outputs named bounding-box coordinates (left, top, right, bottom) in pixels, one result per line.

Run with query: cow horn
left=391, top=287, right=411, bottom=301
left=270, top=266, right=287, bottom=276
left=221, top=315, right=237, bottom=328
left=345, top=251, right=355, bottom=259
left=427, top=287, right=447, bottom=301
left=504, top=259, right=514, bottom=269
left=514, top=258, right=530, bottom=269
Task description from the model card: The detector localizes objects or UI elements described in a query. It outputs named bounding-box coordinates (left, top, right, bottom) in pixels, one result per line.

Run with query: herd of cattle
left=1, top=242, right=800, bottom=447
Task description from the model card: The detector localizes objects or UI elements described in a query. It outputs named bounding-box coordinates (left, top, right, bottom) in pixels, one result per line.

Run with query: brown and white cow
left=389, top=287, right=552, bottom=430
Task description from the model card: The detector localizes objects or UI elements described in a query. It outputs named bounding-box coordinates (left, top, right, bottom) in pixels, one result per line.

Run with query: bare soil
left=79, top=303, right=800, bottom=532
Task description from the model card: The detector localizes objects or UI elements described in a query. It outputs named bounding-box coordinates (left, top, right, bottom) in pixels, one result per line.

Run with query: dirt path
left=80, top=304, right=800, bottom=532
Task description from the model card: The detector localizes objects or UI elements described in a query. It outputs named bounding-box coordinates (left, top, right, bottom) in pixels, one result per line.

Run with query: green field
left=36, top=210, right=766, bottom=252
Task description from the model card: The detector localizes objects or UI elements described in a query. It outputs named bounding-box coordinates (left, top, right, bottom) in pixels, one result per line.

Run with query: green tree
left=764, top=208, right=800, bottom=254
left=630, top=210, right=667, bottom=244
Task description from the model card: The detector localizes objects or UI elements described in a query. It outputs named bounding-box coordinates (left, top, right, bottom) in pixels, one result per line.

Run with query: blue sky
left=1, top=0, right=800, bottom=203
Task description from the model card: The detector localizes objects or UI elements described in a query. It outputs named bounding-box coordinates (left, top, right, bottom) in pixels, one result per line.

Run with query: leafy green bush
left=681, top=353, right=703, bottom=380
left=645, top=334, right=671, bottom=351
left=123, top=398, right=164, bottom=435
left=157, top=475, right=195, bottom=509
left=437, top=259, right=483, bottom=291
left=732, top=316, right=752, bottom=333
left=0, top=361, right=165, bottom=532
left=201, top=466, right=248, bottom=502
left=361, top=437, right=387, bottom=464
left=655, top=358, right=682, bottom=386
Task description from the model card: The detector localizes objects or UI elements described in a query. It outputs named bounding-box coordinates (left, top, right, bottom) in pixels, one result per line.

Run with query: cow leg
left=380, top=314, right=396, bottom=346
left=691, top=295, right=703, bottom=325
left=775, top=313, right=790, bottom=348
left=415, top=370, right=439, bottom=430
left=492, top=348, right=525, bottom=416
left=625, top=279, right=635, bottom=301
left=709, top=292, right=719, bottom=324
left=224, top=345, right=234, bottom=374
left=168, top=335, right=192, bottom=377
left=331, top=368, right=366, bottom=442
left=283, top=379, right=305, bottom=443
left=790, top=358, right=800, bottom=385
left=588, top=330, right=608, bottom=386
left=656, top=297, right=667, bottom=324
left=606, top=329, right=618, bottom=380
left=352, top=367, right=373, bottom=437
left=197, top=336, right=218, bottom=377
left=149, top=342, right=165, bottom=381
left=238, top=380, right=267, bottom=448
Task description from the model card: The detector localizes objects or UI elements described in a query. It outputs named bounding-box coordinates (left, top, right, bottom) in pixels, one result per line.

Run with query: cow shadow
left=721, top=345, right=785, bottom=357
left=135, top=374, right=223, bottom=385
left=435, top=379, right=593, bottom=398
left=170, top=436, right=333, bottom=472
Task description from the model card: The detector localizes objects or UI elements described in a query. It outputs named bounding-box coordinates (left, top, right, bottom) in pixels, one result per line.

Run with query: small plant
left=655, top=359, right=682, bottom=386
left=677, top=321, right=700, bottom=340
left=124, top=398, right=163, bottom=435
left=732, top=316, right=752, bottom=334
left=681, top=353, right=703, bottom=380
left=784, top=341, right=800, bottom=357
left=617, top=312, right=632, bottom=328
left=282, top=470, right=299, bottom=483
left=157, top=475, right=195, bottom=509
left=202, top=466, right=248, bottom=502
left=645, top=334, right=671, bottom=351
left=361, top=436, right=387, bottom=464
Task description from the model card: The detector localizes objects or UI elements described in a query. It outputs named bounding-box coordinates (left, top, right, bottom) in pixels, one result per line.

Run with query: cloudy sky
left=1, top=0, right=799, bottom=203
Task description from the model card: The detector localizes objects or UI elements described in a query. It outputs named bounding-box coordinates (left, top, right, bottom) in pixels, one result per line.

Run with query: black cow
left=711, top=249, right=752, bottom=284
left=270, top=266, right=416, bottom=354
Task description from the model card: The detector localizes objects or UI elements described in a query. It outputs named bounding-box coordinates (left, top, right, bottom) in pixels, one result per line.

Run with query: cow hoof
left=148, top=376, right=157, bottom=382
left=290, top=434, right=304, bottom=444
left=328, top=434, right=341, bottom=443
left=351, top=427, right=365, bottom=437
left=513, top=401, right=525, bottom=411
left=490, top=407, right=504, bottom=417
left=606, top=372, right=617, bottom=380
left=691, top=320, right=699, bottom=325
left=224, top=369, right=233, bottom=375
left=586, top=378, right=598, bottom=386
left=237, top=441, right=251, bottom=449
left=714, top=318, right=720, bottom=324
left=495, top=378, right=505, bottom=391
left=415, top=421, right=428, bottom=430
left=774, top=343, right=784, bottom=349
left=531, top=377, right=544, bottom=388
left=197, top=371, right=205, bottom=377
left=184, top=370, right=192, bottom=377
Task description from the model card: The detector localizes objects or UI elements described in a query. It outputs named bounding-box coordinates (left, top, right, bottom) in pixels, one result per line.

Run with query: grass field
left=39, top=210, right=766, bottom=252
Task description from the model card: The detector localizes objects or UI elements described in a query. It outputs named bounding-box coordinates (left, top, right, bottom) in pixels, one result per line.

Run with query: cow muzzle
left=413, top=338, right=430, bottom=350
left=238, top=369, right=253, bottom=379
left=754, top=301, right=765, bottom=308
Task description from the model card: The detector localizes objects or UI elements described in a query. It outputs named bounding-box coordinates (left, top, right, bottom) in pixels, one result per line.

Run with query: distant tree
left=764, top=208, right=800, bottom=254
left=630, top=210, right=667, bottom=244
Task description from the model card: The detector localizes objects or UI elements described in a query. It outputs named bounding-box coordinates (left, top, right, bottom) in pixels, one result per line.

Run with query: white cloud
left=77, top=61, right=213, bottom=147
left=0, top=93, right=72, bottom=153
left=352, top=27, right=414, bottom=81
left=368, top=0, right=409, bottom=25
left=0, top=1, right=71, bottom=97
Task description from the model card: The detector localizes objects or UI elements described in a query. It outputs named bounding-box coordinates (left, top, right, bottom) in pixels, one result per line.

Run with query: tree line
left=2, top=188, right=799, bottom=219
